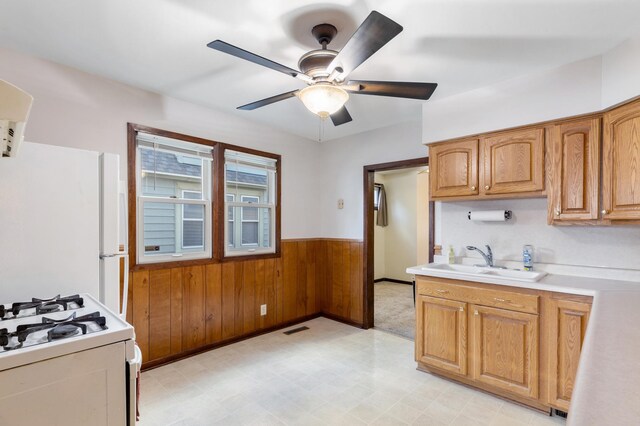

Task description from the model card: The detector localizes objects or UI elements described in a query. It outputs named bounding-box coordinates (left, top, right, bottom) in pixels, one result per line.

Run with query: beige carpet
left=374, top=281, right=415, bottom=340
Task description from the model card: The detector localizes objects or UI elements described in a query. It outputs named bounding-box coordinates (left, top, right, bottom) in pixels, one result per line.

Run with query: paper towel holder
left=467, top=210, right=512, bottom=220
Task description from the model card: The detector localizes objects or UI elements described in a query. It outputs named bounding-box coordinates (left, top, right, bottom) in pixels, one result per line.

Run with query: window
left=374, top=184, right=382, bottom=210
left=225, top=149, right=277, bottom=256
left=129, top=123, right=281, bottom=267
left=135, top=131, right=213, bottom=264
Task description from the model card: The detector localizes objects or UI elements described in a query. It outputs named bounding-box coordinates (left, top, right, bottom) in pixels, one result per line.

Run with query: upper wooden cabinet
left=429, top=128, right=545, bottom=201
left=429, top=139, right=479, bottom=198
left=480, top=128, right=545, bottom=195
left=602, top=99, right=640, bottom=220
left=549, top=118, right=601, bottom=223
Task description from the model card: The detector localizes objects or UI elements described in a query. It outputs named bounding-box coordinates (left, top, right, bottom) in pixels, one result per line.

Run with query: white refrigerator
left=0, top=141, right=129, bottom=316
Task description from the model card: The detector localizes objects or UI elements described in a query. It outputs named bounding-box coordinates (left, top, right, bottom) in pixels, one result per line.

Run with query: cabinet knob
left=555, top=208, right=561, bottom=216
left=459, top=307, right=464, bottom=312
left=471, top=185, right=476, bottom=191
left=484, top=185, right=490, bottom=190
left=601, top=209, right=609, bottom=215
left=474, top=310, right=479, bottom=316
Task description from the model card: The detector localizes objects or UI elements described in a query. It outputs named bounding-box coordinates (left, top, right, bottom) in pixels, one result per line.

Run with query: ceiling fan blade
left=330, top=106, right=353, bottom=126
left=327, top=11, right=403, bottom=78
left=345, top=80, right=438, bottom=100
left=237, top=90, right=298, bottom=110
left=207, top=40, right=311, bottom=83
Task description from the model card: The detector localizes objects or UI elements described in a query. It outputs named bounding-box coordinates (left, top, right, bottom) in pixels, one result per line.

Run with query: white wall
left=376, top=169, right=424, bottom=281
left=441, top=198, right=640, bottom=270
left=0, top=47, right=321, bottom=239
left=318, top=120, right=426, bottom=239
left=421, top=56, right=603, bottom=143
left=602, top=34, right=640, bottom=108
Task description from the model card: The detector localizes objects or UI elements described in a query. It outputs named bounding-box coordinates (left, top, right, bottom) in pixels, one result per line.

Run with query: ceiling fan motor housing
left=298, top=49, right=338, bottom=79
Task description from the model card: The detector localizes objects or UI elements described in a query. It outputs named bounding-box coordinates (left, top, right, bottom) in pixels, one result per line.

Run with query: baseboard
left=374, top=278, right=414, bottom=285
left=142, top=312, right=322, bottom=370
left=321, top=311, right=365, bottom=329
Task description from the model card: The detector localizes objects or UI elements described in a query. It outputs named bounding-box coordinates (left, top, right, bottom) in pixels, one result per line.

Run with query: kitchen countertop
left=407, top=264, right=640, bottom=426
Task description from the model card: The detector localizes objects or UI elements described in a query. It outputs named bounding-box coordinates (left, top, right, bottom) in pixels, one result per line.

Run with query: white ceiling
left=1, top=0, right=639, bottom=141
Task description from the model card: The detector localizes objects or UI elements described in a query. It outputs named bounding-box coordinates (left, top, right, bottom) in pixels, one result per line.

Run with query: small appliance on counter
left=0, top=79, right=33, bottom=158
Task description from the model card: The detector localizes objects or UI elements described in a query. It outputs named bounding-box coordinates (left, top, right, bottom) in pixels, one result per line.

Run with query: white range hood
left=0, top=80, right=33, bottom=158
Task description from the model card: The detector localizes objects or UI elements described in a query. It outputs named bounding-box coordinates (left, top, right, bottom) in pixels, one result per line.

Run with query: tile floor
left=139, top=318, right=565, bottom=426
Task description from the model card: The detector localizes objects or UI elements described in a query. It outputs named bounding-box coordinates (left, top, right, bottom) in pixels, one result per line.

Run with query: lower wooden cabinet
left=415, top=277, right=592, bottom=413
left=548, top=299, right=591, bottom=411
left=471, top=305, right=539, bottom=399
left=415, top=295, right=467, bottom=375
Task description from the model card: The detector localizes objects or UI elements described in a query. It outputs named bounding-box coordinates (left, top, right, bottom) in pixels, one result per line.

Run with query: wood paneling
left=130, top=239, right=364, bottom=367
left=603, top=98, right=640, bottom=220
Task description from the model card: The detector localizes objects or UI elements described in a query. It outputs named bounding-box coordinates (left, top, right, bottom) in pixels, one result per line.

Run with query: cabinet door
left=416, top=295, right=468, bottom=375
left=429, top=139, right=479, bottom=198
left=471, top=305, right=539, bottom=398
left=549, top=300, right=591, bottom=412
left=602, top=99, right=640, bottom=220
left=550, top=118, right=601, bottom=222
left=481, top=128, right=545, bottom=195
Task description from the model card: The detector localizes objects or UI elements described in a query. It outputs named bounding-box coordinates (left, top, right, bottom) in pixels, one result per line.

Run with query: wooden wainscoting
left=126, top=239, right=363, bottom=368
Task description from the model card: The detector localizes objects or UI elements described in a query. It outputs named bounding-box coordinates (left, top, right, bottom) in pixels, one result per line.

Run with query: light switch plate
left=260, top=304, right=267, bottom=316
left=338, top=199, right=344, bottom=209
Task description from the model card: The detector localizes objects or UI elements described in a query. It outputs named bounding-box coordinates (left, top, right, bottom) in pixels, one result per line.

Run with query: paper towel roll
left=467, top=210, right=511, bottom=221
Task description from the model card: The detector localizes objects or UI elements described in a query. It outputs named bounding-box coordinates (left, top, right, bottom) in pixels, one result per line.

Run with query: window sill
left=130, top=250, right=282, bottom=271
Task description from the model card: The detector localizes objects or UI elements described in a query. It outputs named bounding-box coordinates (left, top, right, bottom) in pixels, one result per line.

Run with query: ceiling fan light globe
left=298, top=84, right=349, bottom=117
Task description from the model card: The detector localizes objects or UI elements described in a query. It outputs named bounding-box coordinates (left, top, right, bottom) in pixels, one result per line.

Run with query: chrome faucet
left=466, top=245, right=505, bottom=268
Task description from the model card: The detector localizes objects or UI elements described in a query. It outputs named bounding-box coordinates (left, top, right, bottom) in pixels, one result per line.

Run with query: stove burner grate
left=0, top=294, right=84, bottom=319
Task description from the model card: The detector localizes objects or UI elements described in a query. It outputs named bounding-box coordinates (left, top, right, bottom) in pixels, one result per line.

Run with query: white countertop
left=408, top=264, right=640, bottom=426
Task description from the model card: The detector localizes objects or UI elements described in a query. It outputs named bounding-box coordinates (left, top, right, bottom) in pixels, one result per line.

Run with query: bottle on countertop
left=523, top=245, right=533, bottom=271
left=448, top=245, right=455, bottom=264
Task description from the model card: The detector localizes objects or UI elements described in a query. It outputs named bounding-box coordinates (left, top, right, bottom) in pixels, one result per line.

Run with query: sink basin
left=417, top=263, right=547, bottom=283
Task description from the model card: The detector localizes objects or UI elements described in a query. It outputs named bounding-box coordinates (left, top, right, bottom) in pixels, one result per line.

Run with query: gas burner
left=0, top=294, right=84, bottom=320
left=48, top=324, right=81, bottom=340
left=1, top=311, right=107, bottom=352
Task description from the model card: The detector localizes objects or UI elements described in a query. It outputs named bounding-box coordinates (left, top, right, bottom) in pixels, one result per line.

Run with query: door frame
left=362, top=157, right=434, bottom=329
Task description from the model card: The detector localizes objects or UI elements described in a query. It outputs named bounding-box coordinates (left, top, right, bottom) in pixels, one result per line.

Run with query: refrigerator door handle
left=121, top=254, right=129, bottom=320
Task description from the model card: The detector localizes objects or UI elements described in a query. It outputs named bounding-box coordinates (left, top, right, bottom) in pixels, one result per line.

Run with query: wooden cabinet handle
left=484, top=185, right=490, bottom=190
left=436, top=289, right=449, bottom=294
left=494, top=297, right=510, bottom=303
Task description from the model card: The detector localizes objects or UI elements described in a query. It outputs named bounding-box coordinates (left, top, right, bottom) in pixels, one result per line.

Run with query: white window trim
left=224, top=153, right=277, bottom=257
left=182, top=190, right=204, bottom=249
left=226, top=194, right=235, bottom=247
left=240, top=195, right=260, bottom=247
left=136, top=143, right=212, bottom=264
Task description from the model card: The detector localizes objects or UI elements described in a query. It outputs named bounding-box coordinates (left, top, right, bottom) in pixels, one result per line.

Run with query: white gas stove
left=0, top=293, right=139, bottom=425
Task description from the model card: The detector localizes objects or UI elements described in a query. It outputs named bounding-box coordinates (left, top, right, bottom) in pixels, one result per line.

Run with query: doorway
left=362, top=158, right=434, bottom=331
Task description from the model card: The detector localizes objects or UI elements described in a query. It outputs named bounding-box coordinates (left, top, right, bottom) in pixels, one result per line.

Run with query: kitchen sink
left=418, top=263, right=547, bottom=283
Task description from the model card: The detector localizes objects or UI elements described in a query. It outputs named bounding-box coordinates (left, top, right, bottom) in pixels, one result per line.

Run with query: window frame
left=222, top=147, right=280, bottom=258
left=128, top=123, right=282, bottom=270
left=181, top=190, right=205, bottom=250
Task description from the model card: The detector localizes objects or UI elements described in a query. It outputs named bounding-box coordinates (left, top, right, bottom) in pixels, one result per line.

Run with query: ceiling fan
left=207, top=11, right=437, bottom=126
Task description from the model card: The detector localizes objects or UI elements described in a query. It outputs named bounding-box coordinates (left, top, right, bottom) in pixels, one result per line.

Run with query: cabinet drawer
left=417, top=279, right=539, bottom=314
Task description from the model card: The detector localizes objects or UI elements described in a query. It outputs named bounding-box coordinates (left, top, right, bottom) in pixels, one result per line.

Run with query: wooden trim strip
left=374, top=278, right=413, bottom=285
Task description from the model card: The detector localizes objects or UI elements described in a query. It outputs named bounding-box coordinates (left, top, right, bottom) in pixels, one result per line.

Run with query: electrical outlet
left=338, top=199, right=344, bottom=209
left=260, top=304, right=267, bottom=316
